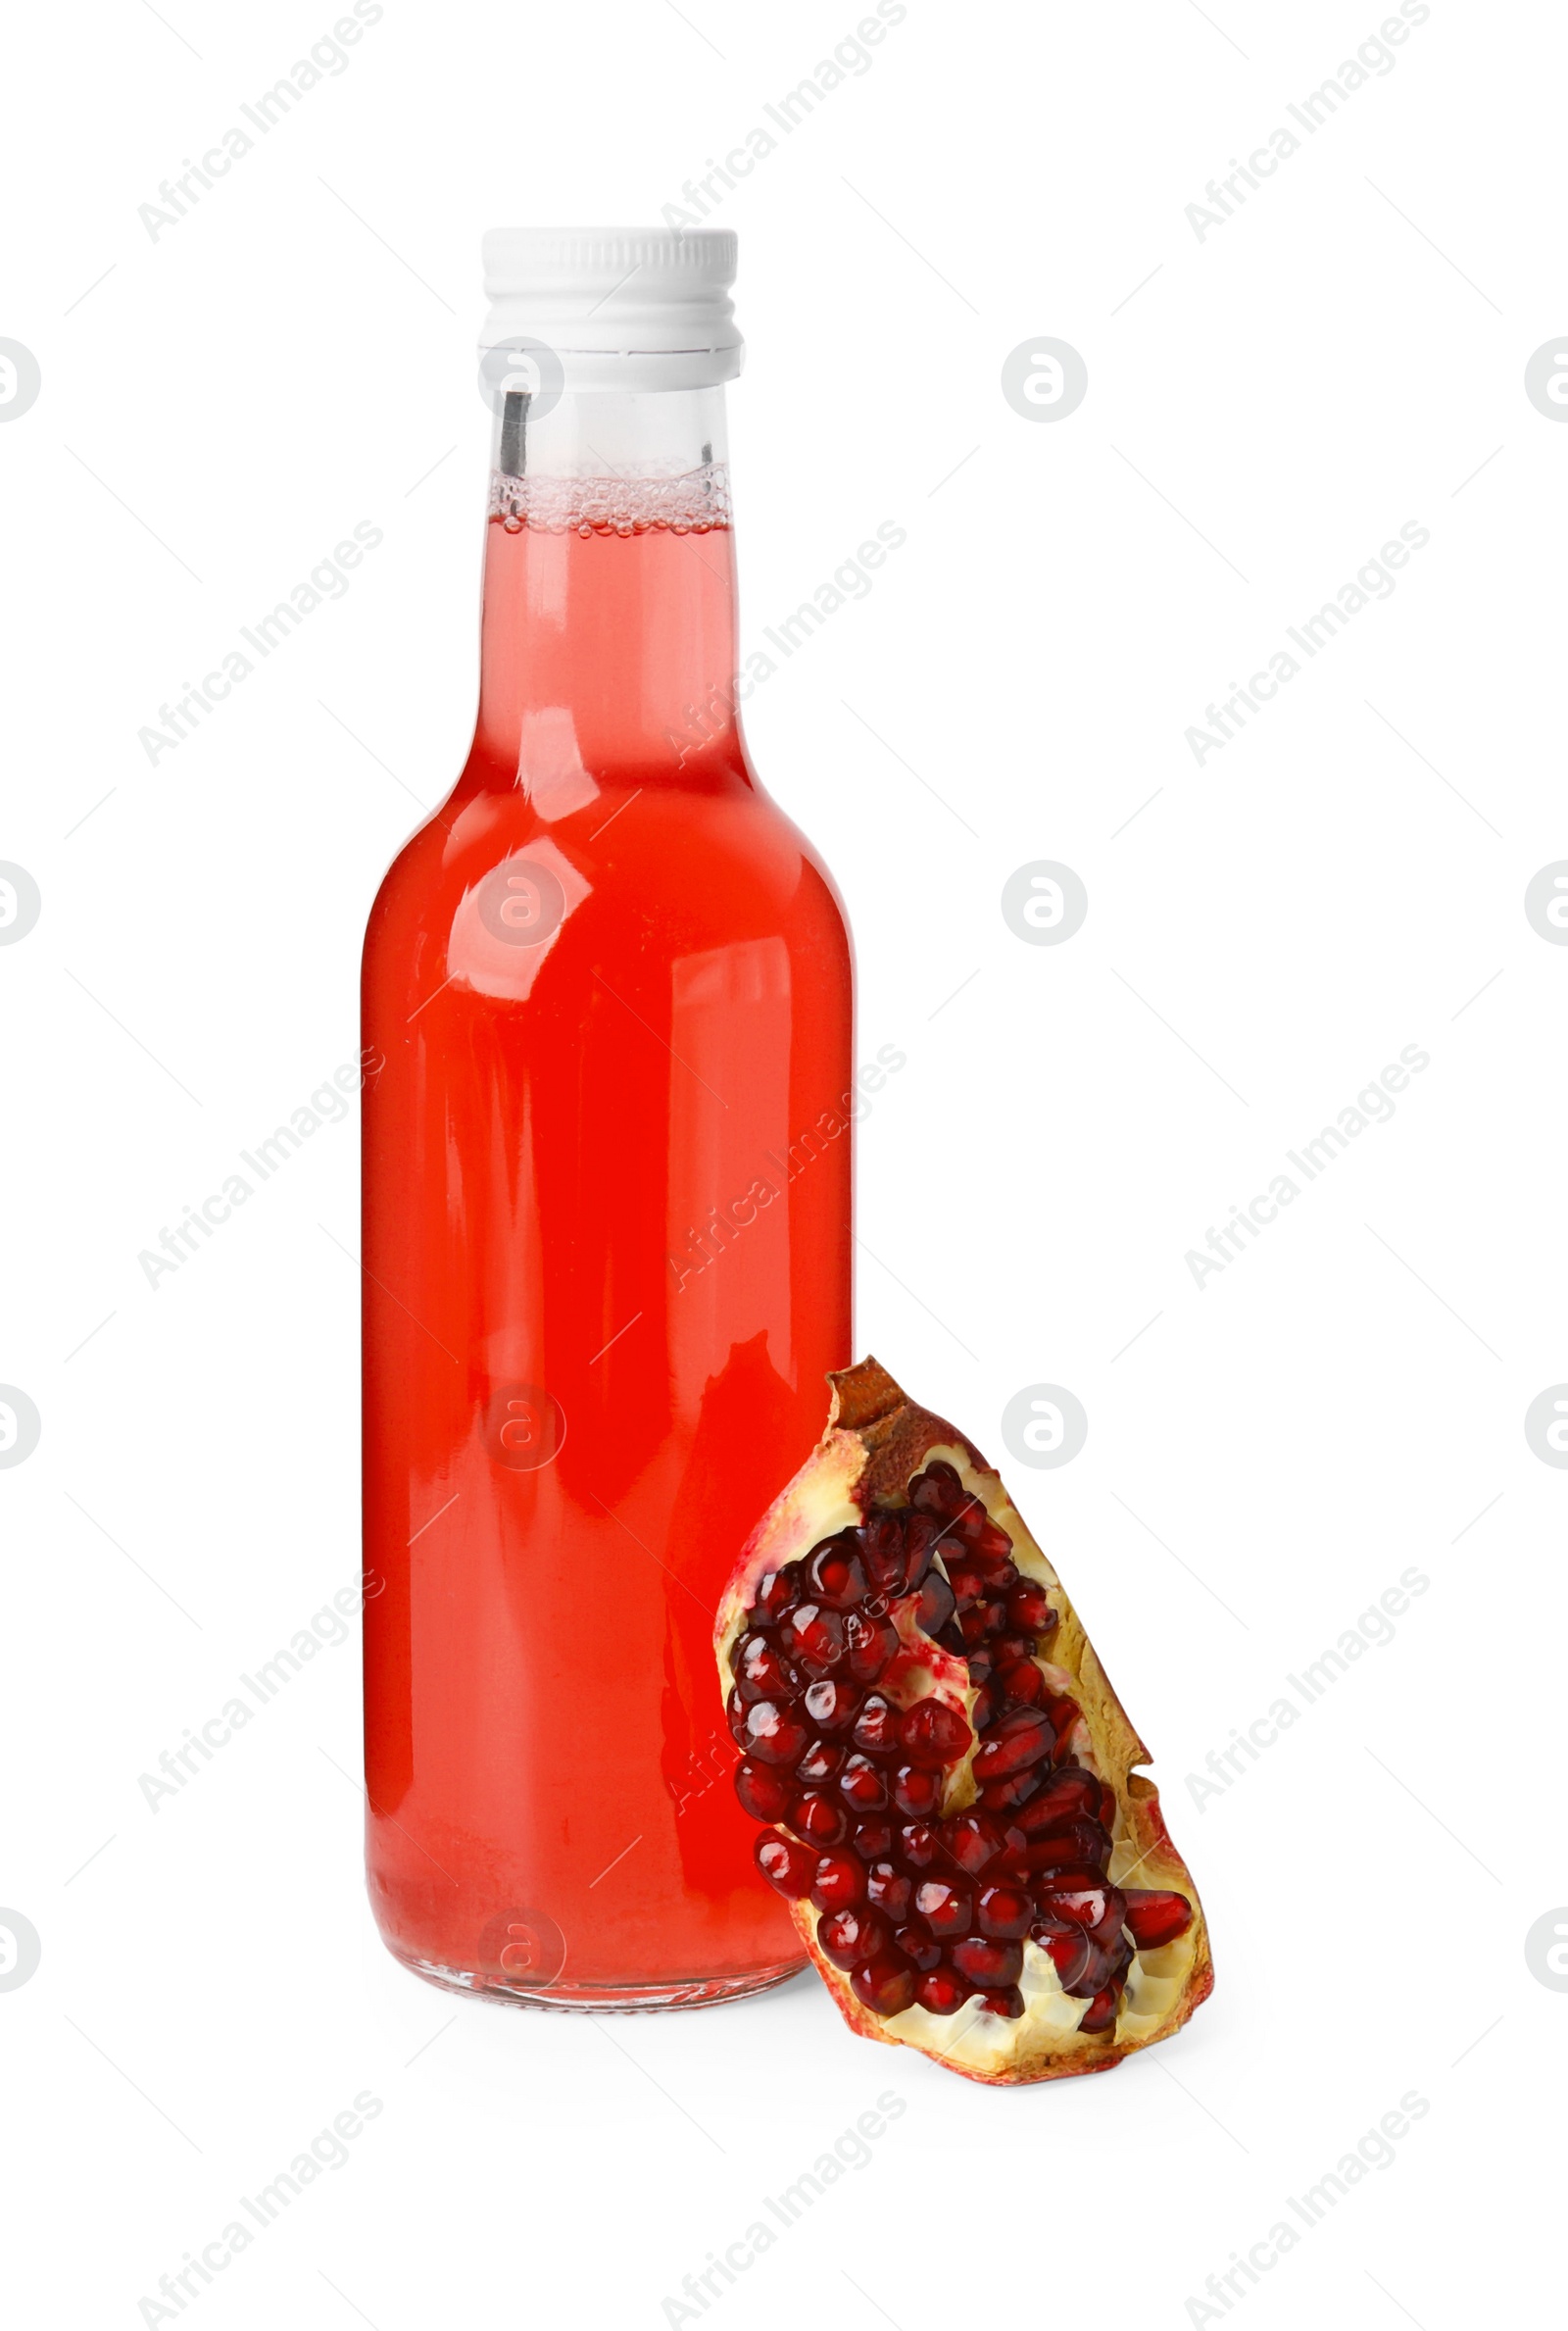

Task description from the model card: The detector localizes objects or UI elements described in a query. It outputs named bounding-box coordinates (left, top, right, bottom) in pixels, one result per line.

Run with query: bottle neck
left=471, top=384, right=743, bottom=802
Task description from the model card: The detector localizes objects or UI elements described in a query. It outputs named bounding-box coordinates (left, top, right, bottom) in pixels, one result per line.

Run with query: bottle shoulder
left=364, top=767, right=851, bottom=983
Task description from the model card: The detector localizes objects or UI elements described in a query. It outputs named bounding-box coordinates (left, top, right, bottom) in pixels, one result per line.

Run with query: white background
left=2, top=1, right=1558, bottom=2324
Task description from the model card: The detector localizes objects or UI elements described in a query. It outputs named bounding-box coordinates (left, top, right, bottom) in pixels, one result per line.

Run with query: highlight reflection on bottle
left=361, top=229, right=854, bottom=2008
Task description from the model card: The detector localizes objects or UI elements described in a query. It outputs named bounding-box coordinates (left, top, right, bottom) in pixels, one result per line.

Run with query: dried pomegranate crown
left=715, top=1358, right=1213, bottom=2085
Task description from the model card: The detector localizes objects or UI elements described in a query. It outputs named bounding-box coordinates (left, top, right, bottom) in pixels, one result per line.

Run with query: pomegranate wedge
left=715, top=1358, right=1213, bottom=2085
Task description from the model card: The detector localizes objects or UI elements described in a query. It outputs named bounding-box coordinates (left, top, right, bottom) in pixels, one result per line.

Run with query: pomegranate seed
left=957, top=1605, right=991, bottom=1649
left=725, top=1686, right=751, bottom=1747
left=950, top=1935, right=1023, bottom=1986
left=1044, top=1920, right=1132, bottom=1995
left=865, top=1860, right=913, bottom=1922
left=975, top=1984, right=1026, bottom=2019
left=733, top=1759, right=791, bottom=1823
left=803, top=1678, right=859, bottom=1735
left=997, top=1660, right=1048, bottom=1709
left=809, top=1851, right=865, bottom=1911
left=1022, top=1817, right=1113, bottom=1875
left=850, top=1951, right=917, bottom=2018
left=892, top=1763, right=943, bottom=1818
left=1099, top=1781, right=1118, bottom=1829
left=859, top=1513, right=909, bottom=1597
left=977, top=1883, right=1033, bottom=1940
left=992, top=1631, right=1036, bottom=1668
left=783, top=1603, right=846, bottom=1675
left=817, top=1907, right=891, bottom=1971
left=795, top=1739, right=844, bottom=1786
left=970, top=1674, right=1006, bottom=1730
left=897, top=1820, right=940, bottom=1869
left=1041, top=1929, right=1111, bottom=1996
left=1005, top=1579, right=1054, bottom=1633
left=936, top=1620, right=967, bottom=1660
left=913, top=1570, right=956, bottom=1638
left=837, top=1754, right=889, bottom=1812
left=844, top=1609, right=900, bottom=1684
left=1015, top=1768, right=1103, bottom=1835
left=749, top=1564, right=800, bottom=1625
left=790, top=1790, right=849, bottom=1847
left=740, top=1699, right=811, bottom=1767
left=1046, top=1695, right=1083, bottom=1746
left=945, top=1562, right=985, bottom=1612
left=971, top=1707, right=1054, bottom=1783
left=941, top=1811, right=1009, bottom=1875
left=1123, top=1889, right=1194, bottom=1950
left=807, top=1536, right=869, bottom=1611
left=899, top=1698, right=973, bottom=1770
left=755, top=1828, right=814, bottom=1897
left=852, top=1818, right=896, bottom=1861
left=902, top=1513, right=941, bottom=1592
left=1078, top=1984, right=1121, bottom=2034
left=732, top=1630, right=793, bottom=1703
left=895, top=1924, right=943, bottom=1971
left=910, top=1461, right=965, bottom=1515
left=912, top=1874, right=973, bottom=1937
left=969, top=1515, right=1014, bottom=1562
left=914, top=1965, right=972, bottom=2015
left=1037, top=1880, right=1126, bottom=1947
left=977, top=1768, right=1043, bottom=1812
left=851, top=1694, right=901, bottom=1757
left=1029, top=1860, right=1102, bottom=1900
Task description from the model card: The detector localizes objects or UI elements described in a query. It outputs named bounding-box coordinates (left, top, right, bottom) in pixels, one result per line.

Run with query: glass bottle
left=361, top=230, right=854, bottom=2008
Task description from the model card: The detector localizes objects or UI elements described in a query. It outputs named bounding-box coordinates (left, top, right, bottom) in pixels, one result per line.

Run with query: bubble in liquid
left=488, top=462, right=732, bottom=537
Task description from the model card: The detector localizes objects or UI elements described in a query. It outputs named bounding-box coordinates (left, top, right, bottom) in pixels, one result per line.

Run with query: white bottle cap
left=479, top=227, right=743, bottom=396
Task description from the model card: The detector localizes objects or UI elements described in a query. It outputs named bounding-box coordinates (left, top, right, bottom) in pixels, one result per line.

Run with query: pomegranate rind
left=714, top=1357, right=1214, bottom=2087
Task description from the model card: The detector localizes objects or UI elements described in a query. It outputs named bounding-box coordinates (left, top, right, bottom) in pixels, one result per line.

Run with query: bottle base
left=388, top=1946, right=808, bottom=2014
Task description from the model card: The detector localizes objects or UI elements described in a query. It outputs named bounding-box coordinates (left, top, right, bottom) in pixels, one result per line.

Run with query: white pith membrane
left=716, top=1375, right=1211, bottom=2085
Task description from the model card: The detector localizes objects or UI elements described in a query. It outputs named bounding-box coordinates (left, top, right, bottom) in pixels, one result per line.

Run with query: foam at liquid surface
left=489, top=462, right=731, bottom=535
